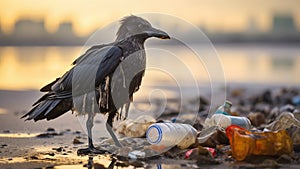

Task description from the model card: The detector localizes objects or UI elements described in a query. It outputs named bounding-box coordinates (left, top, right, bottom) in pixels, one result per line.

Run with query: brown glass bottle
left=226, top=125, right=293, bottom=161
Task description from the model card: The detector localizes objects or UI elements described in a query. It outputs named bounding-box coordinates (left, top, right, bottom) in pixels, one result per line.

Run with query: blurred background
left=0, top=0, right=300, bottom=117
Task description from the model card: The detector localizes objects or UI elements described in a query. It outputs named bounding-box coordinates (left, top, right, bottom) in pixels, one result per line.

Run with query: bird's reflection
left=85, top=156, right=116, bottom=169
left=84, top=155, right=165, bottom=169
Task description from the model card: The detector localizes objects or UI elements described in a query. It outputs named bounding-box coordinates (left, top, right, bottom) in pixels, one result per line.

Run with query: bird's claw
left=77, top=147, right=108, bottom=156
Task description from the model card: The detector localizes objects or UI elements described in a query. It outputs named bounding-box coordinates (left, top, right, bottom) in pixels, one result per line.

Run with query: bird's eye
left=138, top=24, right=144, bottom=28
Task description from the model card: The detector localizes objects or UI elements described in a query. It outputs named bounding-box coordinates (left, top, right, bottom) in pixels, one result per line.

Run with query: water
left=1, top=44, right=299, bottom=91
left=1, top=44, right=299, bottom=115
left=0, top=44, right=299, bottom=115
left=1, top=44, right=299, bottom=114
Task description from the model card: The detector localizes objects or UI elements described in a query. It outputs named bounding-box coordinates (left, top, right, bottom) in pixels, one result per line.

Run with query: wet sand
left=1, top=84, right=300, bottom=169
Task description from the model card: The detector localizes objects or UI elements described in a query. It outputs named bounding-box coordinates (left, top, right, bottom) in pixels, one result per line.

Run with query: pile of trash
left=100, top=87, right=300, bottom=166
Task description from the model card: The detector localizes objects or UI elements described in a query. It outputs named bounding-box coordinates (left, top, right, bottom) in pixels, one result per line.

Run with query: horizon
left=1, top=13, right=300, bottom=46
left=1, top=12, right=300, bottom=36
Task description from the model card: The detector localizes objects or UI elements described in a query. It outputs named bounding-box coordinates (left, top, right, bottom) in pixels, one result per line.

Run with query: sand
left=1, top=84, right=300, bottom=169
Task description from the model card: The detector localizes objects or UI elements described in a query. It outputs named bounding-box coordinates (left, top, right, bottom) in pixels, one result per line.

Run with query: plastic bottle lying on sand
left=226, top=125, right=293, bottom=161
left=146, top=123, right=197, bottom=149
left=204, top=100, right=251, bottom=130
left=205, top=114, right=252, bottom=130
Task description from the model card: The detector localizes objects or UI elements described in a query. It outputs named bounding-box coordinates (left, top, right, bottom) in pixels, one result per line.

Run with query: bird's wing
left=49, top=45, right=122, bottom=93
left=71, top=44, right=107, bottom=65
left=23, top=45, right=124, bottom=120
left=33, top=45, right=122, bottom=109
left=71, top=45, right=123, bottom=114
left=40, top=44, right=108, bottom=93
left=71, top=45, right=123, bottom=94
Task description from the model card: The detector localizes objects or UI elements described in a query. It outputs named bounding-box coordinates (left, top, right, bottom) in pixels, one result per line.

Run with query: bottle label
left=230, top=117, right=249, bottom=129
left=215, top=109, right=229, bottom=115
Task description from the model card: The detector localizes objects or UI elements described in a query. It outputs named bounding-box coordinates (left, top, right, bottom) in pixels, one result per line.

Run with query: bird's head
left=116, top=15, right=170, bottom=41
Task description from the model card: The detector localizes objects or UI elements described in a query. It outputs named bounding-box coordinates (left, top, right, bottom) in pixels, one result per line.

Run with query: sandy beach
left=1, top=84, right=300, bottom=169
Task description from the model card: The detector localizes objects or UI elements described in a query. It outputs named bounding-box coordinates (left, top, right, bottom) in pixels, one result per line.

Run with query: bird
left=21, top=15, right=170, bottom=154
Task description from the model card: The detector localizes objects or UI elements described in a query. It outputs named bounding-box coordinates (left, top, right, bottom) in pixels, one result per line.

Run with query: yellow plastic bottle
left=226, top=125, right=293, bottom=161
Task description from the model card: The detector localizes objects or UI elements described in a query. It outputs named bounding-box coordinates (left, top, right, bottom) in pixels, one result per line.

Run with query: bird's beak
left=144, top=27, right=170, bottom=39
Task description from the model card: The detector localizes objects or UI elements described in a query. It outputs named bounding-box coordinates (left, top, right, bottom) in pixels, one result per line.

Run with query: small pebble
left=73, top=138, right=84, bottom=144
left=30, top=155, right=38, bottom=160
left=276, top=154, right=292, bottom=164
left=36, top=132, right=61, bottom=138
left=248, top=112, right=265, bottom=127
left=52, top=147, right=64, bottom=152
left=46, top=128, right=55, bottom=132
left=74, top=131, right=81, bottom=134
left=47, top=152, right=55, bottom=156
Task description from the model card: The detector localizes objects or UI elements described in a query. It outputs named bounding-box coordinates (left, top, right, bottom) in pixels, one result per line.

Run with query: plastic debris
left=226, top=125, right=292, bottom=161
left=206, top=147, right=217, bottom=157
left=204, top=100, right=252, bottom=130
left=128, top=150, right=146, bottom=160
left=185, top=146, right=216, bottom=159
left=247, top=112, right=265, bottom=127
left=205, top=113, right=251, bottom=130
left=286, top=126, right=300, bottom=153
left=198, top=126, right=229, bottom=147
left=292, top=96, right=300, bottom=106
left=115, top=115, right=156, bottom=137
left=215, top=100, right=232, bottom=115
left=266, top=112, right=300, bottom=131
left=146, top=123, right=197, bottom=149
left=279, top=104, right=295, bottom=113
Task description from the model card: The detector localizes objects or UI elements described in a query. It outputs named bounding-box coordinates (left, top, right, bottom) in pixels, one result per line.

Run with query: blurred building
left=14, top=19, right=48, bottom=38
left=56, top=22, right=74, bottom=37
left=1, top=14, right=300, bottom=45
left=0, top=18, right=86, bottom=45
left=272, top=14, right=297, bottom=33
left=246, top=17, right=259, bottom=34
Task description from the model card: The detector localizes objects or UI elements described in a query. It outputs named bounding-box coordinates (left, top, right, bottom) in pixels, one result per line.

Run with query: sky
left=0, top=0, right=300, bottom=36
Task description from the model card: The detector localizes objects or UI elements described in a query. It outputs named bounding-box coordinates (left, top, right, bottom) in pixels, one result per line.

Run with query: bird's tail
left=21, top=92, right=73, bottom=121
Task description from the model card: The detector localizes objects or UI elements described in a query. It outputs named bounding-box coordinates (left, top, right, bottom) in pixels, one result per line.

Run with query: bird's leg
left=125, top=102, right=130, bottom=119
left=77, top=112, right=107, bottom=155
left=106, top=111, right=122, bottom=147
left=87, top=156, right=94, bottom=169
left=87, top=111, right=95, bottom=149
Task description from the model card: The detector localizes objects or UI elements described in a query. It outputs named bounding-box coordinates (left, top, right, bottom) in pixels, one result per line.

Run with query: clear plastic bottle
left=215, top=100, right=232, bottom=115
left=226, top=125, right=293, bottom=161
left=206, top=114, right=252, bottom=130
left=204, top=100, right=251, bottom=130
left=146, top=123, right=197, bottom=149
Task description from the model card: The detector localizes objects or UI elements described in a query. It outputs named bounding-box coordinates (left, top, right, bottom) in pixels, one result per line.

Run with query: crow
left=22, top=15, right=170, bottom=154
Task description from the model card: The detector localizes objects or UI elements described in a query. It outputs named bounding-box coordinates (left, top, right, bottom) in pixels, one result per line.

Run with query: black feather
left=40, top=78, right=60, bottom=92
left=32, top=92, right=53, bottom=106
left=44, top=100, right=61, bottom=116
left=28, top=101, right=52, bottom=120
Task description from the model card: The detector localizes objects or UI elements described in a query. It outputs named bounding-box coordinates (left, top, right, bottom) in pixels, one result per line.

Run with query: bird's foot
left=77, top=147, right=109, bottom=156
